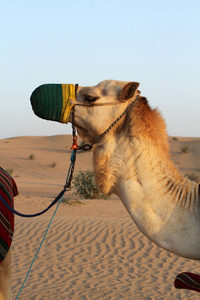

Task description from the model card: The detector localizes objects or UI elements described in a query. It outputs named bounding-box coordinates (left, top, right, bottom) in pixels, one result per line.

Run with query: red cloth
left=0, top=167, right=18, bottom=262
left=174, top=272, right=200, bottom=293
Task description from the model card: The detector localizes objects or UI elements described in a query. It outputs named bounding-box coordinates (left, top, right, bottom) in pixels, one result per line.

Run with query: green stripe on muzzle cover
left=30, top=84, right=76, bottom=124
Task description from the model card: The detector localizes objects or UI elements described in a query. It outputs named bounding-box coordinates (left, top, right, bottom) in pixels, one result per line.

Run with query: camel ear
left=119, top=82, right=140, bottom=101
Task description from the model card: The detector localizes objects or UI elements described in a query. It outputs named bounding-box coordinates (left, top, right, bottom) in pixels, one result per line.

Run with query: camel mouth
left=75, top=124, right=89, bottom=140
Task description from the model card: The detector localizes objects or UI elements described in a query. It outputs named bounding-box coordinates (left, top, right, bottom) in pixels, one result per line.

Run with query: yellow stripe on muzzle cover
left=60, top=84, right=76, bottom=123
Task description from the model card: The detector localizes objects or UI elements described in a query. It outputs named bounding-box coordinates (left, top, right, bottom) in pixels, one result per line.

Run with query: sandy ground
left=0, top=135, right=200, bottom=300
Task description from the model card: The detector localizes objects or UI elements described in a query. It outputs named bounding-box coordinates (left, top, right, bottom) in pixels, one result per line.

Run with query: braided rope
left=93, top=95, right=140, bottom=145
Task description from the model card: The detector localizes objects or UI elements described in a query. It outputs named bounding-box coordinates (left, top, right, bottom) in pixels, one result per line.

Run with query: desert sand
left=0, top=135, right=200, bottom=300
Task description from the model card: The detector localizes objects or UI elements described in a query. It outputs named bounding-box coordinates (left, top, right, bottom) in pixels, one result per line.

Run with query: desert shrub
left=185, top=172, right=200, bottom=183
left=181, top=145, right=189, bottom=153
left=51, top=162, right=57, bottom=168
left=74, top=170, right=106, bottom=199
left=5, top=168, right=13, bottom=176
left=29, top=154, right=35, bottom=160
left=172, top=137, right=179, bottom=141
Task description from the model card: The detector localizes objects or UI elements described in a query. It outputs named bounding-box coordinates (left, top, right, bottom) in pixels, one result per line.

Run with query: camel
left=0, top=167, right=18, bottom=300
left=0, top=249, right=11, bottom=300
left=70, top=79, right=200, bottom=260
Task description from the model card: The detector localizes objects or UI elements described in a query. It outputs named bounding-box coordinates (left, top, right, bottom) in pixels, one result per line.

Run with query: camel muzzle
left=30, top=83, right=78, bottom=124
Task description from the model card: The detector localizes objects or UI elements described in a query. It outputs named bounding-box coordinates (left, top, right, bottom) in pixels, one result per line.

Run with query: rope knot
left=71, top=136, right=78, bottom=150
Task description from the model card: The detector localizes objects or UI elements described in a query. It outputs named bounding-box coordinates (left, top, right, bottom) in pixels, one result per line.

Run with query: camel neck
left=115, top=138, right=199, bottom=210
left=94, top=135, right=200, bottom=222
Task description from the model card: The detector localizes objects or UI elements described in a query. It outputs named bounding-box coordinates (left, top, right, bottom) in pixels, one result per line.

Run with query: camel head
left=30, top=79, right=168, bottom=152
left=71, top=80, right=169, bottom=154
left=71, top=80, right=140, bottom=143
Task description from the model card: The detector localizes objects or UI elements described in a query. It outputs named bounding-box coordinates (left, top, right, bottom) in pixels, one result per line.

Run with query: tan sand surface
left=0, top=135, right=200, bottom=299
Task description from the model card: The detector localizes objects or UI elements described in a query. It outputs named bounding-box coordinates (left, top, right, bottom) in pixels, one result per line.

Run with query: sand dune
left=0, top=135, right=200, bottom=299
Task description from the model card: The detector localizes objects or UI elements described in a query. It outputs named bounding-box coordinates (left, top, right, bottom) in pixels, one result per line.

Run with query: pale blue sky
left=1, top=0, right=200, bottom=139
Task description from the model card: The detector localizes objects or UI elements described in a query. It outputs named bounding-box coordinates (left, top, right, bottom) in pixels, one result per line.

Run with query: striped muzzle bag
left=30, top=84, right=77, bottom=123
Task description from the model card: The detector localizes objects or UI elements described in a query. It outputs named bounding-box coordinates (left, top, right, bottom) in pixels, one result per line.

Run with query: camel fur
left=71, top=80, right=200, bottom=260
left=0, top=249, right=11, bottom=300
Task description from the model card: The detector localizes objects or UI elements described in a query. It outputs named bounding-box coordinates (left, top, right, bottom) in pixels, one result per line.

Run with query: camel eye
left=84, top=95, right=99, bottom=102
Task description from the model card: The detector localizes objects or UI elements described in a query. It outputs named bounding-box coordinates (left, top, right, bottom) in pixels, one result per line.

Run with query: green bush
left=51, top=162, right=57, bottom=168
left=181, top=145, right=189, bottom=153
left=74, top=170, right=106, bottom=199
left=172, top=137, right=179, bottom=141
left=29, top=154, right=35, bottom=160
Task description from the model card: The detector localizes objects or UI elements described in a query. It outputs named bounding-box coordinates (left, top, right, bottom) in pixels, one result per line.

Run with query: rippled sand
left=0, top=135, right=200, bottom=299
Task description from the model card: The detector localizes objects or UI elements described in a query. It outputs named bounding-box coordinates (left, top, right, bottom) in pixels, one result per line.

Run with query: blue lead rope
left=15, top=194, right=64, bottom=300
left=13, top=149, right=76, bottom=299
left=0, top=150, right=76, bottom=218
left=0, top=190, right=65, bottom=218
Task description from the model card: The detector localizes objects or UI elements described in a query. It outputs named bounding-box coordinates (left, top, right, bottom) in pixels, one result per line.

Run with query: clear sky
left=1, top=0, right=200, bottom=139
